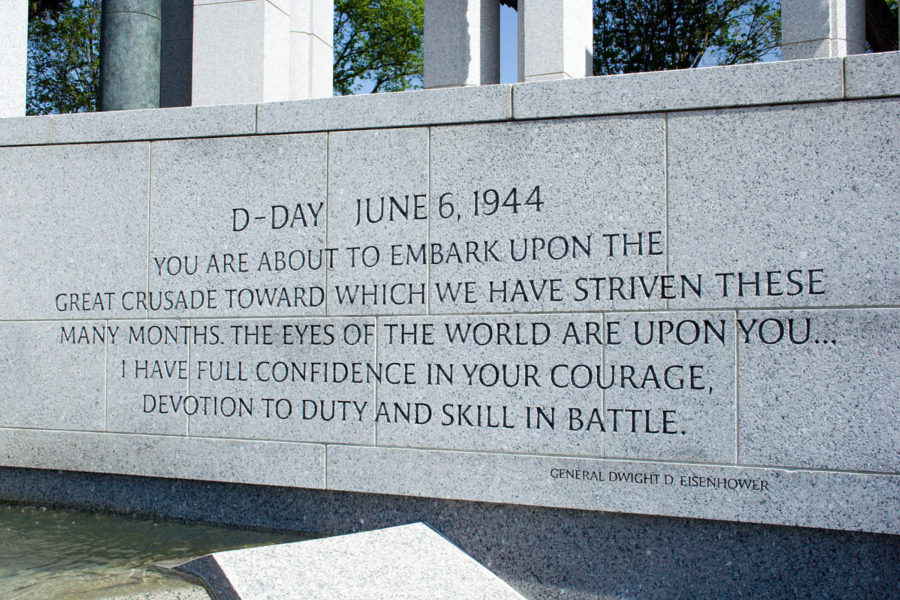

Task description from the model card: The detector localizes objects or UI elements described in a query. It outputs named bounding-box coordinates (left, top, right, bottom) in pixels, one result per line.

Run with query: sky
left=499, top=4, right=518, bottom=83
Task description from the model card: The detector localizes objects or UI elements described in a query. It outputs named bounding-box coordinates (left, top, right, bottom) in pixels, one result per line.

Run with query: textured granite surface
left=2, top=468, right=898, bottom=600
left=177, top=523, right=526, bottom=600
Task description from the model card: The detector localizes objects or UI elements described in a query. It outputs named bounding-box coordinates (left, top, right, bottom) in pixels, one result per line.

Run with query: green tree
left=27, top=0, right=101, bottom=115
left=333, top=0, right=424, bottom=95
left=593, top=0, right=781, bottom=74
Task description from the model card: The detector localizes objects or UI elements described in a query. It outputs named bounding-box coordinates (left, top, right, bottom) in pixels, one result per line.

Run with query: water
left=0, top=502, right=311, bottom=600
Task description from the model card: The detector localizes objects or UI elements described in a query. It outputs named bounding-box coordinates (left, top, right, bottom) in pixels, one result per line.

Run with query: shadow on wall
left=160, top=0, right=192, bottom=107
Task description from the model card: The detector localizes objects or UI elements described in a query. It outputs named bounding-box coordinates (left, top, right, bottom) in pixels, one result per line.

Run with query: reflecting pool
left=0, top=502, right=310, bottom=599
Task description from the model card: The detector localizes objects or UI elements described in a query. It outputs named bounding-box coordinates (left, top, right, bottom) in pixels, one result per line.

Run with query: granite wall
left=1, top=52, right=898, bottom=598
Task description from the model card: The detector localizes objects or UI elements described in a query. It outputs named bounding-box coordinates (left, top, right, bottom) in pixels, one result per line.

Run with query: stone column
left=191, top=0, right=291, bottom=106
left=517, top=0, right=592, bottom=82
left=100, top=0, right=162, bottom=111
left=290, top=0, right=333, bottom=99
left=0, top=1, right=27, bottom=117
left=424, top=0, right=500, bottom=88
left=781, top=0, right=866, bottom=59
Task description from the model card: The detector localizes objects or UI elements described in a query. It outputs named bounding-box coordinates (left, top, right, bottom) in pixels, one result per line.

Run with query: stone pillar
left=160, top=0, right=193, bottom=107
left=191, top=0, right=291, bottom=106
left=424, top=0, right=500, bottom=88
left=517, top=0, right=592, bottom=82
left=0, top=1, right=27, bottom=117
left=781, top=0, right=866, bottom=59
left=100, top=0, right=162, bottom=111
left=290, top=0, right=333, bottom=99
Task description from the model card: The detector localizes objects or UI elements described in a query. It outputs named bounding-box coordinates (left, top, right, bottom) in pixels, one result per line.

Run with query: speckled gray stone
left=0, top=321, right=105, bottom=431
left=176, top=523, right=526, bottom=600
left=0, top=429, right=325, bottom=488
left=513, top=58, right=843, bottom=119
left=738, top=308, right=899, bottom=472
left=327, top=127, right=429, bottom=315
left=185, top=317, right=376, bottom=445
left=51, top=104, right=256, bottom=144
left=2, top=468, right=898, bottom=600
left=0, top=142, right=149, bottom=320
left=106, top=319, right=191, bottom=436
left=844, top=50, right=900, bottom=98
left=429, top=117, right=666, bottom=313
left=0, top=114, right=52, bottom=146
left=149, top=134, right=327, bottom=318
left=667, top=100, right=900, bottom=309
left=326, top=445, right=900, bottom=534
left=373, top=315, right=608, bottom=456
left=603, top=311, right=736, bottom=463
left=256, top=84, right=511, bottom=134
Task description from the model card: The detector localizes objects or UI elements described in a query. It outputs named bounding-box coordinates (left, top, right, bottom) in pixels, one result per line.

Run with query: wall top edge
left=0, top=52, right=897, bottom=147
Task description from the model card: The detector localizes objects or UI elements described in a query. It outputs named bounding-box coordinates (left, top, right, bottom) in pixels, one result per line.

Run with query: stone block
left=327, top=127, right=429, bottom=315
left=513, top=58, right=843, bottom=120
left=517, top=0, right=592, bottom=82
left=0, top=143, right=149, bottom=321
left=604, top=311, right=736, bottom=463
left=290, top=31, right=333, bottom=99
left=429, top=117, right=666, bottom=313
left=667, top=100, right=900, bottom=309
left=0, top=322, right=105, bottom=431
left=256, top=84, right=511, bottom=133
left=372, top=315, right=614, bottom=456
left=148, top=134, right=327, bottom=318
left=192, top=0, right=291, bottom=105
left=844, top=51, right=900, bottom=98
left=424, top=0, right=499, bottom=88
left=782, top=0, right=865, bottom=59
left=106, top=320, right=191, bottom=436
left=738, top=309, right=899, bottom=473
left=0, top=115, right=52, bottom=146
left=0, top=428, right=326, bottom=488
left=185, top=317, right=376, bottom=445
left=51, top=104, right=256, bottom=143
left=326, top=446, right=900, bottom=534
left=0, top=1, right=27, bottom=118
left=175, top=523, right=526, bottom=600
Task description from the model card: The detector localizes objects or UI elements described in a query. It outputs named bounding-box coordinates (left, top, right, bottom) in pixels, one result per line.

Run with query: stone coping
left=1, top=52, right=896, bottom=147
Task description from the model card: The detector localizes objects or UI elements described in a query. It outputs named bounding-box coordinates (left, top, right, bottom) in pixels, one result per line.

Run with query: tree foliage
left=593, top=0, right=781, bottom=75
left=333, top=0, right=424, bottom=95
left=27, top=0, right=100, bottom=115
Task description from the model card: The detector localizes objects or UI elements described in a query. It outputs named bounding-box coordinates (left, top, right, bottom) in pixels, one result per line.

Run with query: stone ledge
left=2, top=54, right=897, bottom=146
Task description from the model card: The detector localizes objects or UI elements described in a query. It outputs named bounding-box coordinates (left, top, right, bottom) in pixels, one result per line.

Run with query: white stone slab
left=844, top=51, right=900, bottom=98
left=517, top=0, right=592, bottom=82
left=176, top=523, right=525, bottom=600
left=185, top=317, right=376, bottom=445
left=192, top=0, right=291, bottom=105
left=429, top=117, right=666, bottom=313
left=667, top=100, right=900, bottom=309
left=0, top=322, right=105, bottom=431
left=0, top=143, right=149, bottom=320
left=513, top=58, right=843, bottom=120
left=51, top=104, right=257, bottom=143
left=0, top=428, right=325, bottom=488
left=0, top=1, right=27, bottom=118
left=0, top=116, right=53, bottom=147
left=148, top=134, right=327, bottom=318
left=738, top=309, right=899, bottom=473
left=782, top=0, right=865, bottom=59
left=327, top=127, right=429, bottom=315
left=424, top=0, right=499, bottom=88
left=106, top=320, right=191, bottom=436
left=256, top=84, right=511, bottom=133
left=327, top=446, right=900, bottom=534
left=372, top=315, right=616, bottom=456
